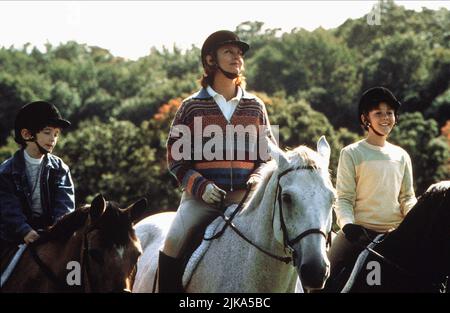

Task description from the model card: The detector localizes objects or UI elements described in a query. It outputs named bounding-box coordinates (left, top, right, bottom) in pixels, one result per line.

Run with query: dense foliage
left=1, top=1, right=448, bottom=209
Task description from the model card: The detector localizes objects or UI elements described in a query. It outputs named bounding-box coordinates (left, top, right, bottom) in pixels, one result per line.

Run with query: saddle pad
left=1, top=244, right=27, bottom=287
left=182, top=204, right=237, bottom=288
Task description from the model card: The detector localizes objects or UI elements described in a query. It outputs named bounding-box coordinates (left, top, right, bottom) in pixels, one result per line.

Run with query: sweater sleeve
left=335, top=148, right=357, bottom=228
left=251, top=100, right=276, bottom=179
left=399, top=153, right=417, bottom=216
left=166, top=101, right=211, bottom=199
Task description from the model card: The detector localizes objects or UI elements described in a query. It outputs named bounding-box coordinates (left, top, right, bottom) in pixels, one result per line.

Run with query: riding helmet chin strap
left=363, top=115, right=387, bottom=137
left=367, top=122, right=385, bottom=137
left=209, top=55, right=239, bottom=80
left=217, top=66, right=239, bottom=79
left=24, top=137, right=50, bottom=155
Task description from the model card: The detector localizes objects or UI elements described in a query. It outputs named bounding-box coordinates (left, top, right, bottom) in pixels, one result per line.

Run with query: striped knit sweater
left=167, top=87, right=275, bottom=199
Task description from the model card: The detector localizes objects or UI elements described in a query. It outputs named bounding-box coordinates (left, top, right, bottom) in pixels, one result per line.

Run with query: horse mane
left=393, top=181, right=449, bottom=237
left=40, top=201, right=131, bottom=243
left=242, top=145, right=327, bottom=214
left=289, top=146, right=323, bottom=169
left=41, top=205, right=90, bottom=242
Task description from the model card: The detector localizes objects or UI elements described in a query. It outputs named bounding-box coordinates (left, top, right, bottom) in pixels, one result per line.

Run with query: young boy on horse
left=328, top=87, right=417, bottom=287
left=0, top=101, right=75, bottom=248
left=161, top=30, right=275, bottom=292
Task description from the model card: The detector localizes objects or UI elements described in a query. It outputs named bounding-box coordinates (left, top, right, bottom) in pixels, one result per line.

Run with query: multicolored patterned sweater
left=167, top=87, right=275, bottom=199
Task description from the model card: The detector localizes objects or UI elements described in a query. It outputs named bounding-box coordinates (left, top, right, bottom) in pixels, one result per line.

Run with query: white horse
left=133, top=136, right=336, bottom=292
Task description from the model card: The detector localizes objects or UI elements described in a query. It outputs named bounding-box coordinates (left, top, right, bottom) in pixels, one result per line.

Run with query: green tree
left=57, top=118, right=180, bottom=210
left=390, top=112, right=449, bottom=194
left=264, top=92, right=360, bottom=176
left=361, top=32, right=429, bottom=109
left=247, top=28, right=360, bottom=130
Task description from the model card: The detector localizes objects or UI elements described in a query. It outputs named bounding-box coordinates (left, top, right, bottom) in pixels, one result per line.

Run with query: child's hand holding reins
left=23, top=229, right=40, bottom=244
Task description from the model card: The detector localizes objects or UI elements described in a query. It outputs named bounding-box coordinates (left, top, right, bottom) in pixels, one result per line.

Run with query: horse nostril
left=300, top=262, right=327, bottom=288
left=300, top=264, right=313, bottom=281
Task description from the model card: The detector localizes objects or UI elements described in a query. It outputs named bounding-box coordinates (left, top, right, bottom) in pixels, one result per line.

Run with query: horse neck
left=375, top=213, right=443, bottom=282
left=239, top=169, right=286, bottom=257
left=35, top=228, right=85, bottom=276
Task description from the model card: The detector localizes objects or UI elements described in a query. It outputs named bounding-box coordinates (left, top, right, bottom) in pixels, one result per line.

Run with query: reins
left=205, top=165, right=332, bottom=265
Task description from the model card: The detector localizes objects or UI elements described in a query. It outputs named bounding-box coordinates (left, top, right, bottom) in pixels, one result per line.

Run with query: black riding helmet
left=358, top=87, right=401, bottom=130
left=14, top=101, right=71, bottom=146
left=201, top=30, right=250, bottom=69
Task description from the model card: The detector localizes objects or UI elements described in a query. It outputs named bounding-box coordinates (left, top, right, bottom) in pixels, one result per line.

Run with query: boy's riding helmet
left=14, top=101, right=71, bottom=153
left=358, top=86, right=401, bottom=134
left=201, top=30, right=249, bottom=79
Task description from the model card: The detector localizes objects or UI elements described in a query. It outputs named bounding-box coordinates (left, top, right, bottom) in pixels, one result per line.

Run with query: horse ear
left=90, top=194, right=106, bottom=222
left=126, top=198, right=149, bottom=225
left=268, top=139, right=289, bottom=170
left=317, top=136, right=330, bottom=168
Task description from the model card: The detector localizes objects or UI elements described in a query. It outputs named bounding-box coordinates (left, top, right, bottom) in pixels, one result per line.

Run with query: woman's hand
left=202, top=183, right=227, bottom=205
left=247, top=175, right=262, bottom=190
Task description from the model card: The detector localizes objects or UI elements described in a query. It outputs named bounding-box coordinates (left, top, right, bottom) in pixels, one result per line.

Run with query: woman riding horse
left=160, top=30, right=276, bottom=292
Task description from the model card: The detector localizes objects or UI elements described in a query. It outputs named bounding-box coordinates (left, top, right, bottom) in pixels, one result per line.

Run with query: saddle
left=326, top=229, right=385, bottom=292
left=1, top=241, right=19, bottom=273
left=180, top=204, right=236, bottom=288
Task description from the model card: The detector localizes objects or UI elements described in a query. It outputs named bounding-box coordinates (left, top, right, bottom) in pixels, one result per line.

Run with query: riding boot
left=158, top=251, right=184, bottom=293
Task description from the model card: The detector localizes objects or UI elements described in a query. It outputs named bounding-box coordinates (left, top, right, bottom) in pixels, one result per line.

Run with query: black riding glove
left=342, top=223, right=366, bottom=243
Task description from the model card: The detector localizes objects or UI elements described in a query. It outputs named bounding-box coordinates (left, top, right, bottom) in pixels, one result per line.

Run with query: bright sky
left=1, top=1, right=449, bottom=60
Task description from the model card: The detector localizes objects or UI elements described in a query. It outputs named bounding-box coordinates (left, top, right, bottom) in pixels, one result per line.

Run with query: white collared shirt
left=206, top=85, right=243, bottom=122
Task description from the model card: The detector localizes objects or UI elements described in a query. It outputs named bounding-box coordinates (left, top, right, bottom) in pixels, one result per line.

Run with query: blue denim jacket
left=0, top=149, right=75, bottom=243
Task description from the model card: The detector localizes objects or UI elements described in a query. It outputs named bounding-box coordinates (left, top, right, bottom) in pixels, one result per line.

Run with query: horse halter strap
left=275, top=166, right=330, bottom=265
left=80, top=224, right=99, bottom=292
left=28, top=225, right=99, bottom=292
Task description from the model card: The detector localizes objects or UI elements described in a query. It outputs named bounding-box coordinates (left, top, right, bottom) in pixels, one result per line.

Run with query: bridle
left=274, top=166, right=331, bottom=265
left=205, top=165, right=332, bottom=265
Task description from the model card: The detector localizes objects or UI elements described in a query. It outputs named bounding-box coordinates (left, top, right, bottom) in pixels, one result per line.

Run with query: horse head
left=80, top=194, right=148, bottom=292
left=268, top=136, right=335, bottom=290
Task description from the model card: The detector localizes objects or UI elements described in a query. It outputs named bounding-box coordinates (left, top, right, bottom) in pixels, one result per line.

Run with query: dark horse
left=324, top=181, right=449, bottom=293
left=1, top=194, right=149, bottom=292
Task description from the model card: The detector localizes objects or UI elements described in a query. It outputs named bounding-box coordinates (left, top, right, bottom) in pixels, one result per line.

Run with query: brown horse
left=1, top=194, right=149, bottom=293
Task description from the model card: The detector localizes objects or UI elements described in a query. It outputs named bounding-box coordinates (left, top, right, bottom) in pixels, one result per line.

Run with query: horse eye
left=88, top=248, right=105, bottom=265
left=282, top=193, right=292, bottom=204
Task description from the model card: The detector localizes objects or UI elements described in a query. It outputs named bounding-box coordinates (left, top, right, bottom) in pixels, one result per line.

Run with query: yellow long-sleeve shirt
left=335, top=139, right=417, bottom=232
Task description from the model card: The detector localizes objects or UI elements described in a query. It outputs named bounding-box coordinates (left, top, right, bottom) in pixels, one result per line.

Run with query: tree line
left=1, top=0, right=448, bottom=209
